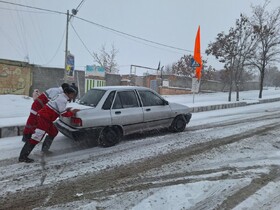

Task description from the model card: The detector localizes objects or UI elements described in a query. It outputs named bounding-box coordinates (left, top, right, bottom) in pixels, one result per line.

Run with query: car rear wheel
left=98, top=126, right=122, bottom=147
left=170, top=115, right=187, bottom=132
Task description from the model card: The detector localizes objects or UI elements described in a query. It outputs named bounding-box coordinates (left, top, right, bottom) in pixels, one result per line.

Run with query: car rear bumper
left=54, top=120, right=102, bottom=141
left=54, top=120, right=79, bottom=140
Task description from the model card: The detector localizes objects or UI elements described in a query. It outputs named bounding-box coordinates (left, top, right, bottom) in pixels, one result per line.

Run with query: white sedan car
left=55, top=86, right=192, bottom=147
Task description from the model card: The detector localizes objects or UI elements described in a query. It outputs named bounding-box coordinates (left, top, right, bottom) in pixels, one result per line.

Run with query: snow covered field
left=1, top=88, right=280, bottom=209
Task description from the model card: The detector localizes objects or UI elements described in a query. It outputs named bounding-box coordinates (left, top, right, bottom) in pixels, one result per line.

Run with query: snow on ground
left=164, top=87, right=280, bottom=107
left=2, top=88, right=280, bottom=209
left=233, top=181, right=280, bottom=210
left=2, top=87, right=280, bottom=127
left=0, top=94, right=33, bottom=127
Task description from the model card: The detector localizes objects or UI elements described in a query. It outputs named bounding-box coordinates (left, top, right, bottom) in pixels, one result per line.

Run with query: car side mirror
left=163, top=100, right=169, bottom=105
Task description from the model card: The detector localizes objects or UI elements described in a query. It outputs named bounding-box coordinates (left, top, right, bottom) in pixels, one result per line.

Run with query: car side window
left=102, top=91, right=115, bottom=110
left=138, top=90, right=165, bottom=106
left=112, top=91, right=139, bottom=109
left=112, top=93, right=122, bottom=109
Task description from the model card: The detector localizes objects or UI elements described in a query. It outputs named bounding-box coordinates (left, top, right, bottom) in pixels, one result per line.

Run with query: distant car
left=55, top=86, right=192, bottom=147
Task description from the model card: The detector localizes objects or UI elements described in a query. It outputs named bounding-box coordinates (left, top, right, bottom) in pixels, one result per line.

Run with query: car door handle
left=145, top=108, right=151, bottom=111
left=115, top=111, right=121, bottom=114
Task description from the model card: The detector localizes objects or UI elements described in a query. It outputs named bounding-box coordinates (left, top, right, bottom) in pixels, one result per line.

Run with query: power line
left=74, top=16, right=193, bottom=53
left=0, top=0, right=65, bottom=15
left=0, top=25, right=23, bottom=57
left=44, top=28, right=66, bottom=65
left=0, top=0, right=195, bottom=54
left=8, top=3, right=28, bottom=60
left=0, top=6, right=53, bottom=14
left=70, top=21, right=184, bottom=69
left=70, top=22, right=94, bottom=58
left=76, top=0, right=85, bottom=11
left=105, top=26, right=185, bottom=55
left=15, top=4, right=29, bottom=61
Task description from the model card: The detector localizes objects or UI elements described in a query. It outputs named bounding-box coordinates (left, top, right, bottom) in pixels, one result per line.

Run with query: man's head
left=63, top=86, right=77, bottom=102
left=61, top=83, right=69, bottom=90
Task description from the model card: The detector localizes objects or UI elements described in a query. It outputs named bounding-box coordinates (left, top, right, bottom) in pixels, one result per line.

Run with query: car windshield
left=77, top=89, right=106, bottom=107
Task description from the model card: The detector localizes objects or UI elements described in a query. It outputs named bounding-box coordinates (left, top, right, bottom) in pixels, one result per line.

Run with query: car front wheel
left=98, top=126, right=122, bottom=147
left=170, top=115, right=187, bottom=132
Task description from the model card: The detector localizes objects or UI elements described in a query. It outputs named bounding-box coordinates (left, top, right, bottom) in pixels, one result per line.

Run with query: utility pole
left=160, top=66, right=164, bottom=86
left=64, top=10, right=70, bottom=83
left=64, top=8, right=79, bottom=83
left=63, top=1, right=85, bottom=83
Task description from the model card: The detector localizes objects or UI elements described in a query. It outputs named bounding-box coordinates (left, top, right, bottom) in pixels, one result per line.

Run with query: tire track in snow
left=1, top=113, right=280, bottom=209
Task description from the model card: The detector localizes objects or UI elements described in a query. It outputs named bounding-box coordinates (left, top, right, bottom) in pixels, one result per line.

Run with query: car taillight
left=71, top=117, right=83, bottom=126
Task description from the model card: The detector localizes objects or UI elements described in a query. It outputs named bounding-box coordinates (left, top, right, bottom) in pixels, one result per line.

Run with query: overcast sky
left=0, top=0, right=279, bottom=74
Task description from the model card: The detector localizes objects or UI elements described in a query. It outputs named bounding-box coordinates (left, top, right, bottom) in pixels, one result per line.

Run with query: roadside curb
left=0, top=125, right=24, bottom=139
left=1, top=97, right=280, bottom=138
left=190, top=102, right=247, bottom=113
left=259, top=97, right=280, bottom=103
left=190, top=97, right=280, bottom=113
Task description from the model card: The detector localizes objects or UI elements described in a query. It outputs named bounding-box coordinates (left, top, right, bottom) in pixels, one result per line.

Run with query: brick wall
left=159, top=87, right=192, bottom=95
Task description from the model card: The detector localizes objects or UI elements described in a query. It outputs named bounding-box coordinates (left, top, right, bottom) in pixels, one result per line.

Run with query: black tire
left=98, top=126, right=122, bottom=147
left=170, top=115, right=187, bottom=132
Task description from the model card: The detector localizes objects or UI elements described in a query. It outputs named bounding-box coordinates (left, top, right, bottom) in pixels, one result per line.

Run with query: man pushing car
left=19, top=85, right=80, bottom=163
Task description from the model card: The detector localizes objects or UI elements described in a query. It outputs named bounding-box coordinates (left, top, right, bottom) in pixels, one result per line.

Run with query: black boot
left=42, top=135, right=54, bottom=152
left=19, top=141, right=36, bottom=163
left=22, top=134, right=32, bottom=142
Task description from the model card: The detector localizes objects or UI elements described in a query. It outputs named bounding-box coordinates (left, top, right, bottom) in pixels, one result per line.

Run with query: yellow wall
left=0, top=63, right=32, bottom=95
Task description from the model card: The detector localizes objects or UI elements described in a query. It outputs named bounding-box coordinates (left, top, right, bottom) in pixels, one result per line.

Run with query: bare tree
left=92, top=44, right=119, bottom=74
left=162, top=64, right=173, bottom=75
left=232, top=14, right=258, bottom=101
left=172, top=54, right=194, bottom=77
left=206, top=28, right=238, bottom=101
left=206, top=14, right=257, bottom=101
left=172, top=54, right=210, bottom=78
left=248, top=1, right=280, bottom=98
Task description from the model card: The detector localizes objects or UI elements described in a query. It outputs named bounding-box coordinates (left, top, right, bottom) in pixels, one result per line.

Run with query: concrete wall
left=31, top=66, right=86, bottom=98
left=0, top=59, right=261, bottom=98
left=163, top=75, right=192, bottom=89
left=106, top=73, right=121, bottom=86
left=31, top=66, right=64, bottom=93
left=160, top=75, right=259, bottom=92
left=242, top=82, right=259, bottom=91
left=200, top=80, right=224, bottom=92
left=117, top=74, right=145, bottom=87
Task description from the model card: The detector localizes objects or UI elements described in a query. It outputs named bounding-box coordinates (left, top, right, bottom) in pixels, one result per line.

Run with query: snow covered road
left=1, top=101, right=280, bottom=209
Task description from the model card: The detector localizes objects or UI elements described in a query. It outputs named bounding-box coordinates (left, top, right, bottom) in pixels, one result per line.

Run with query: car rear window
left=77, top=89, right=106, bottom=107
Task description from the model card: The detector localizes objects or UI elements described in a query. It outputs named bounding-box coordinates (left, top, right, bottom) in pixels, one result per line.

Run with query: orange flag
left=194, top=26, right=202, bottom=80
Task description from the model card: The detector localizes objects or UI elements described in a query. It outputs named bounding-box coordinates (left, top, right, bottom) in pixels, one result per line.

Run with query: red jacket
left=38, top=93, right=74, bottom=122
